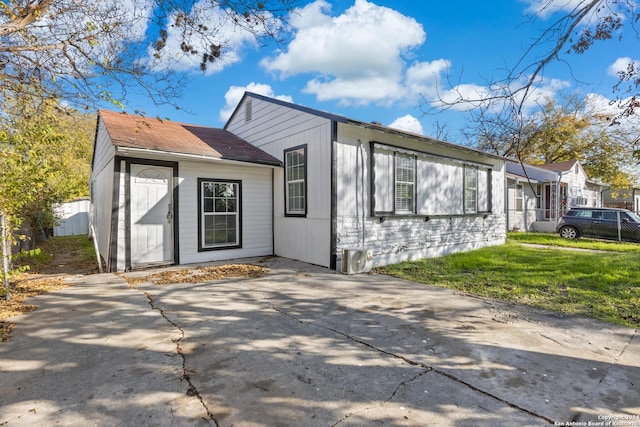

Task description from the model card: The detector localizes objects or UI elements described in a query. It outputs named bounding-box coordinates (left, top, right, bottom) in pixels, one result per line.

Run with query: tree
left=422, top=0, right=640, bottom=165
left=512, top=0, right=639, bottom=119
left=0, top=0, right=297, bottom=111
left=465, top=95, right=637, bottom=189
left=0, top=98, right=94, bottom=245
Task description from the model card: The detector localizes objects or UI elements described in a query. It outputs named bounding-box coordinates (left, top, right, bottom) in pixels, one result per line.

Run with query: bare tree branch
left=0, top=0, right=298, bottom=111
left=0, top=0, right=56, bottom=37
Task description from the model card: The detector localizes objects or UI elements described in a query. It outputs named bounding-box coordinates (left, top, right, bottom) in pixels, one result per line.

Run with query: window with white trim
left=464, top=165, right=478, bottom=213
left=285, top=145, right=306, bottom=216
left=395, top=153, right=415, bottom=213
left=515, top=184, right=524, bottom=212
left=199, top=179, right=241, bottom=250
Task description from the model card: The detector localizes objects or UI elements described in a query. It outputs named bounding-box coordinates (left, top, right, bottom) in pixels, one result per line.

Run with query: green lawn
left=507, top=231, right=640, bottom=252
left=376, top=233, right=640, bottom=328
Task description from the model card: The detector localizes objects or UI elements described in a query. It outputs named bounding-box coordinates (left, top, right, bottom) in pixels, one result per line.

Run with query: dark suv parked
left=556, top=207, right=640, bottom=242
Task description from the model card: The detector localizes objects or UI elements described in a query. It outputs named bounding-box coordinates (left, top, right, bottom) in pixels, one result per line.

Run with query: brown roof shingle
left=99, top=109, right=281, bottom=166
left=536, top=160, right=578, bottom=172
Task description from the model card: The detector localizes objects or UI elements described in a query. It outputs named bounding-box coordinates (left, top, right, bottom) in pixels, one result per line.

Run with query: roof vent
left=245, top=99, right=253, bottom=122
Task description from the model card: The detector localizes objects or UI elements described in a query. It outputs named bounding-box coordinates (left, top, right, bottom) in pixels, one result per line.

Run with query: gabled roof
left=535, top=160, right=579, bottom=172
left=99, top=109, right=281, bottom=166
left=229, top=92, right=507, bottom=161
left=506, top=160, right=559, bottom=183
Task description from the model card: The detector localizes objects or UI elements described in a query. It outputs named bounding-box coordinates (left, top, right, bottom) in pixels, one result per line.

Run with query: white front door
left=130, top=165, right=173, bottom=265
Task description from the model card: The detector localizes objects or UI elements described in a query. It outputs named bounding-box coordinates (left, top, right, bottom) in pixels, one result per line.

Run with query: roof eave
left=114, top=145, right=282, bottom=168
left=343, top=119, right=507, bottom=161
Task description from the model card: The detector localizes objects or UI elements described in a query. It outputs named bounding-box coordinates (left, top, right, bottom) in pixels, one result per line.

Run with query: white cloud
left=388, top=115, right=424, bottom=135
left=428, top=75, right=571, bottom=114
left=146, top=1, right=274, bottom=75
left=607, top=57, right=640, bottom=77
left=219, top=83, right=293, bottom=122
left=523, top=0, right=630, bottom=27
left=433, top=83, right=493, bottom=112
left=260, top=0, right=439, bottom=106
left=405, top=59, right=451, bottom=98
left=585, top=93, right=617, bottom=113
left=585, top=93, right=640, bottom=124
left=511, top=77, right=571, bottom=111
left=523, top=0, right=587, bottom=18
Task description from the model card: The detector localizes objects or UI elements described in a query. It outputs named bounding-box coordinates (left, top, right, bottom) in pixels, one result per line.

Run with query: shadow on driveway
left=1, top=257, right=638, bottom=426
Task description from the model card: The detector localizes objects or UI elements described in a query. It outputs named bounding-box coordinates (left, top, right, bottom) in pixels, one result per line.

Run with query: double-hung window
left=285, top=145, right=306, bottom=216
left=372, top=142, right=492, bottom=217
left=464, top=165, right=478, bottom=213
left=199, top=179, right=241, bottom=250
left=464, top=165, right=492, bottom=213
left=515, top=184, right=524, bottom=212
left=395, top=153, right=415, bottom=213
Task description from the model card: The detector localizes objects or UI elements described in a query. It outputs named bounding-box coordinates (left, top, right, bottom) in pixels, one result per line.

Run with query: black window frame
left=197, top=178, right=242, bottom=252
left=463, top=165, right=478, bottom=214
left=394, top=152, right=416, bottom=214
left=284, top=144, right=307, bottom=217
left=371, top=141, right=494, bottom=217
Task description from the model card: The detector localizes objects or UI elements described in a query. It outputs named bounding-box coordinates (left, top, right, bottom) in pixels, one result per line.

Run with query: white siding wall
left=562, top=165, right=589, bottom=207
left=416, top=159, right=464, bottom=215
left=506, top=179, right=539, bottom=231
left=92, top=120, right=115, bottom=178
left=177, top=160, right=274, bottom=265
left=115, top=160, right=127, bottom=271
left=89, top=118, right=116, bottom=268
left=90, top=158, right=114, bottom=263
left=226, top=97, right=332, bottom=267
left=336, top=124, right=505, bottom=268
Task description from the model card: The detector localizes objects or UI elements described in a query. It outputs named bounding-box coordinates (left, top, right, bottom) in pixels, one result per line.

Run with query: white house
left=90, top=109, right=281, bottom=272
left=506, top=159, right=609, bottom=232
left=90, top=92, right=507, bottom=272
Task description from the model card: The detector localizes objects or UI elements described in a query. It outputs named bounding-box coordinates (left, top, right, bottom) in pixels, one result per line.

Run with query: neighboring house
left=505, top=159, right=609, bottom=232
left=506, top=161, right=559, bottom=232
left=91, top=92, right=507, bottom=272
left=602, top=187, right=640, bottom=214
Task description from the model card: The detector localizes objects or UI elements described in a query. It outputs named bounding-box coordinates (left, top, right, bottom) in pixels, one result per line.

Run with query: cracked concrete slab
left=0, top=274, right=211, bottom=426
left=1, top=257, right=639, bottom=426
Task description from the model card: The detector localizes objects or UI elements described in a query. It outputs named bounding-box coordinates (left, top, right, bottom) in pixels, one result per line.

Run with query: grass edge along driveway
left=376, top=234, right=640, bottom=328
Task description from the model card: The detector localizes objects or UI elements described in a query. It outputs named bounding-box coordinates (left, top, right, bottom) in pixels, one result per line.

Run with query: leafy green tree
left=467, top=95, right=637, bottom=188
left=423, top=1, right=639, bottom=170
left=0, top=98, right=94, bottom=245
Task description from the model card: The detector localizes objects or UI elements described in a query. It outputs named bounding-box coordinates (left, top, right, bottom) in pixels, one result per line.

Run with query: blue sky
left=117, top=0, right=638, bottom=144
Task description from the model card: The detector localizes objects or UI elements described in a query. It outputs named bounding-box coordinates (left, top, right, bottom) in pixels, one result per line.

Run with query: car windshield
left=626, top=211, right=640, bottom=222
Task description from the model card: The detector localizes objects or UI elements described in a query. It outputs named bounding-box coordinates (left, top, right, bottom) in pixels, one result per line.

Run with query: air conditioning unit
left=342, top=248, right=373, bottom=274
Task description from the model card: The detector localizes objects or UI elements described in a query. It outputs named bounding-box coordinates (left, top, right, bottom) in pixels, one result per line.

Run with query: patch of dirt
left=29, top=236, right=102, bottom=276
left=120, top=264, right=269, bottom=286
left=1, top=236, right=99, bottom=342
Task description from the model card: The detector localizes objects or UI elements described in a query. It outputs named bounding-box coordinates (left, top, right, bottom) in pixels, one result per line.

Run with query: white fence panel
left=54, top=199, right=90, bottom=236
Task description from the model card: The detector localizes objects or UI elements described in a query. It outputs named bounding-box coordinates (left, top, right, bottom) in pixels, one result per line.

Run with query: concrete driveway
left=1, top=257, right=638, bottom=426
